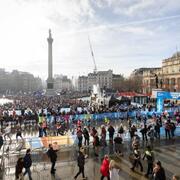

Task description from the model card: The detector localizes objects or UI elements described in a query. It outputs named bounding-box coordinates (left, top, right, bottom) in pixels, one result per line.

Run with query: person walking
left=118, top=123, right=124, bottom=138
left=143, top=145, right=154, bottom=177
left=155, top=121, right=161, bottom=139
left=109, top=160, right=120, bottom=180
left=148, top=126, right=155, bottom=148
left=153, top=161, right=166, bottom=180
left=100, top=155, right=110, bottom=180
left=83, top=127, right=89, bottom=146
left=140, top=125, right=148, bottom=141
left=108, top=125, right=115, bottom=143
left=15, top=157, right=24, bottom=180
left=94, top=133, right=100, bottom=157
left=16, top=126, right=23, bottom=142
left=130, top=147, right=143, bottom=172
left=77, top=126, right=83, bottom=149
left=47, top=143, right=59, bottom=174
left=74, top=147, right=86, bottom=179
left=23, top=149, right=32, bottom=180
left=114, top=134, right=123, bottom=156
left=0, top=132, right=4, bottom=150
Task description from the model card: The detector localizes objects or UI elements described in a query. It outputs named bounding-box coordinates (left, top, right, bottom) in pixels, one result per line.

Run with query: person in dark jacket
left=140, top=125, right=148, bottom=141
left=47, top=143, right=59, bottom=174
left=155, top=121, right=161, bottom=139
left=153, top=161, right=166, bottom=180
left=83, top=127, right=89, bottom=146
left=143, top=145, right=154, bottom=177
left=15, top=157, right=24, bottom=180
left=114, top=134, right=123, bottom=156
left=130, top=147, right=143, bottom=172
left=23, top=149, right=32, bottom=180
left=74, top=147, right=86, bottom=179
left=108, top=125, right=115, bottom=143
left=77, top=126, right=83, bottom=148
left=170, top=121, right=176, bottom=138
left=0, top=132, right=3, bottom=150
left=165, top=120, right=171, bottom=139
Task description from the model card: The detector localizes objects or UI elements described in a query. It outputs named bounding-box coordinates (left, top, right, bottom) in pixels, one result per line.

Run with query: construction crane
left=88, top=36, right=97, bottom=73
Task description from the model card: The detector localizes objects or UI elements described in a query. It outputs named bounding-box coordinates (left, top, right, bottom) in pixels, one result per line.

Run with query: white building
left=78, top=76, right=88, bottom=92
left=54, top=75, right=72, bottom=91
left=78, top=69, right=113, bottom=92
left=97, top=70, right=113, bottom=90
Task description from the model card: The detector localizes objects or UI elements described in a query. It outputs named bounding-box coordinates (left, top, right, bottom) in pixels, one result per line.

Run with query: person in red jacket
left=100, top=155, right=110, bottom=180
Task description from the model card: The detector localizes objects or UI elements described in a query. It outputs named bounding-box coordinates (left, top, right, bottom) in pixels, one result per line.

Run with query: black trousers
left=155, top=131, right=160, bottom=139
left=51, top=161, right=56, bottom=173
left=84, top=138, right=89, bottom=146
left=101, top=175, right=110, bottom=180
left=132, top=160, right=143, bottom=171
left=165, top=129, right=171, bottom=139
left=78, top=136, right=83, bottom=148
left=146, top=162, right=153, bottom=175
left=74, top=166, right=85, bottom=178
left=142, top=133, right=147, bottom=141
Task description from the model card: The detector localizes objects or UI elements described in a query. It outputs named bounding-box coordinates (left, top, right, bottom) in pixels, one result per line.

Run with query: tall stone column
left=48, top=29, right=53, bottom=80
left=46, top=29, right=55, bottom=95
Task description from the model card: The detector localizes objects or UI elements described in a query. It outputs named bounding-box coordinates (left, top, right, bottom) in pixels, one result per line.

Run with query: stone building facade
left=162, top=52, right=180, bottom=92
left=78, top=70, right=113, bottom=92
left=137, top=52, right=180, bottom=94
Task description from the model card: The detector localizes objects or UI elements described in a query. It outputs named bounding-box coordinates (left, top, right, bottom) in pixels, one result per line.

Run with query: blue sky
left=0, top=0, right=180, bottom=79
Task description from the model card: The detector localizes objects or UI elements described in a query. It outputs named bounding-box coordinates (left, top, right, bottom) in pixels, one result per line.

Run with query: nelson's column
left=46, top=29, right=55, bottom=96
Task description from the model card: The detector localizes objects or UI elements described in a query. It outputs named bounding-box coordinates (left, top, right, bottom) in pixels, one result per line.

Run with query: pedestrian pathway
left=4, top=138, right=180, bottom=180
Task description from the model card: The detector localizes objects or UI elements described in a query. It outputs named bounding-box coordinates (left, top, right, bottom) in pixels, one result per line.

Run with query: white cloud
left=0, top=0, right=180, bottom=79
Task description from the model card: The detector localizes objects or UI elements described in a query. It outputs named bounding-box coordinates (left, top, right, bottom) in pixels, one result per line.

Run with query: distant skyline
left=0, top=0, right=180, bottom=80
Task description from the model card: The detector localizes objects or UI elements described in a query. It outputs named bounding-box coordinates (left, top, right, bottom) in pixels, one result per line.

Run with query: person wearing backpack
left=118, top=123, right=124, bottom=138
left=143, top=145, right=154, bottom=177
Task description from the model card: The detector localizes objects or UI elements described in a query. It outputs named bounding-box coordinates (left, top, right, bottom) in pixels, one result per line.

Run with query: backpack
left=118, top=126, right=124, bottom=134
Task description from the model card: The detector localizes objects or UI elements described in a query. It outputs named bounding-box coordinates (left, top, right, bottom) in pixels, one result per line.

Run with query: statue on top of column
left=49, top=29, right=52, bottom=38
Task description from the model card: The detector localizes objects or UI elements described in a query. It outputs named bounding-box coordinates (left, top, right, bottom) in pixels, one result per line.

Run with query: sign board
left=157, top=91, right=180, bottom=112
left=157, top=92, right=180, bottom=100
left=151, top=89, right=163, bottom=98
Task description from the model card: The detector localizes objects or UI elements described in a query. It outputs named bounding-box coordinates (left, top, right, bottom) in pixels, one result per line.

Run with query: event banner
left=157, top=92, right=180, bottom=112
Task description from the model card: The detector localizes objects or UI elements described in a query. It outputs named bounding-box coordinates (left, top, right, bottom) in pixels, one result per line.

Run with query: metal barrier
left=2, top=136, right=79, bottom=177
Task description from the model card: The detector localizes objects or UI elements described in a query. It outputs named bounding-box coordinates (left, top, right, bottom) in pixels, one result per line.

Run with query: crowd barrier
left=1, top=136, right=78, bottom=176
left=45, top=108, right=180, bottom=122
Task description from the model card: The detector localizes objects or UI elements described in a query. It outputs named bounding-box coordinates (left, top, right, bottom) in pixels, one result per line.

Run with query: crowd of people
left=0, top=95, right=179, bottom=180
